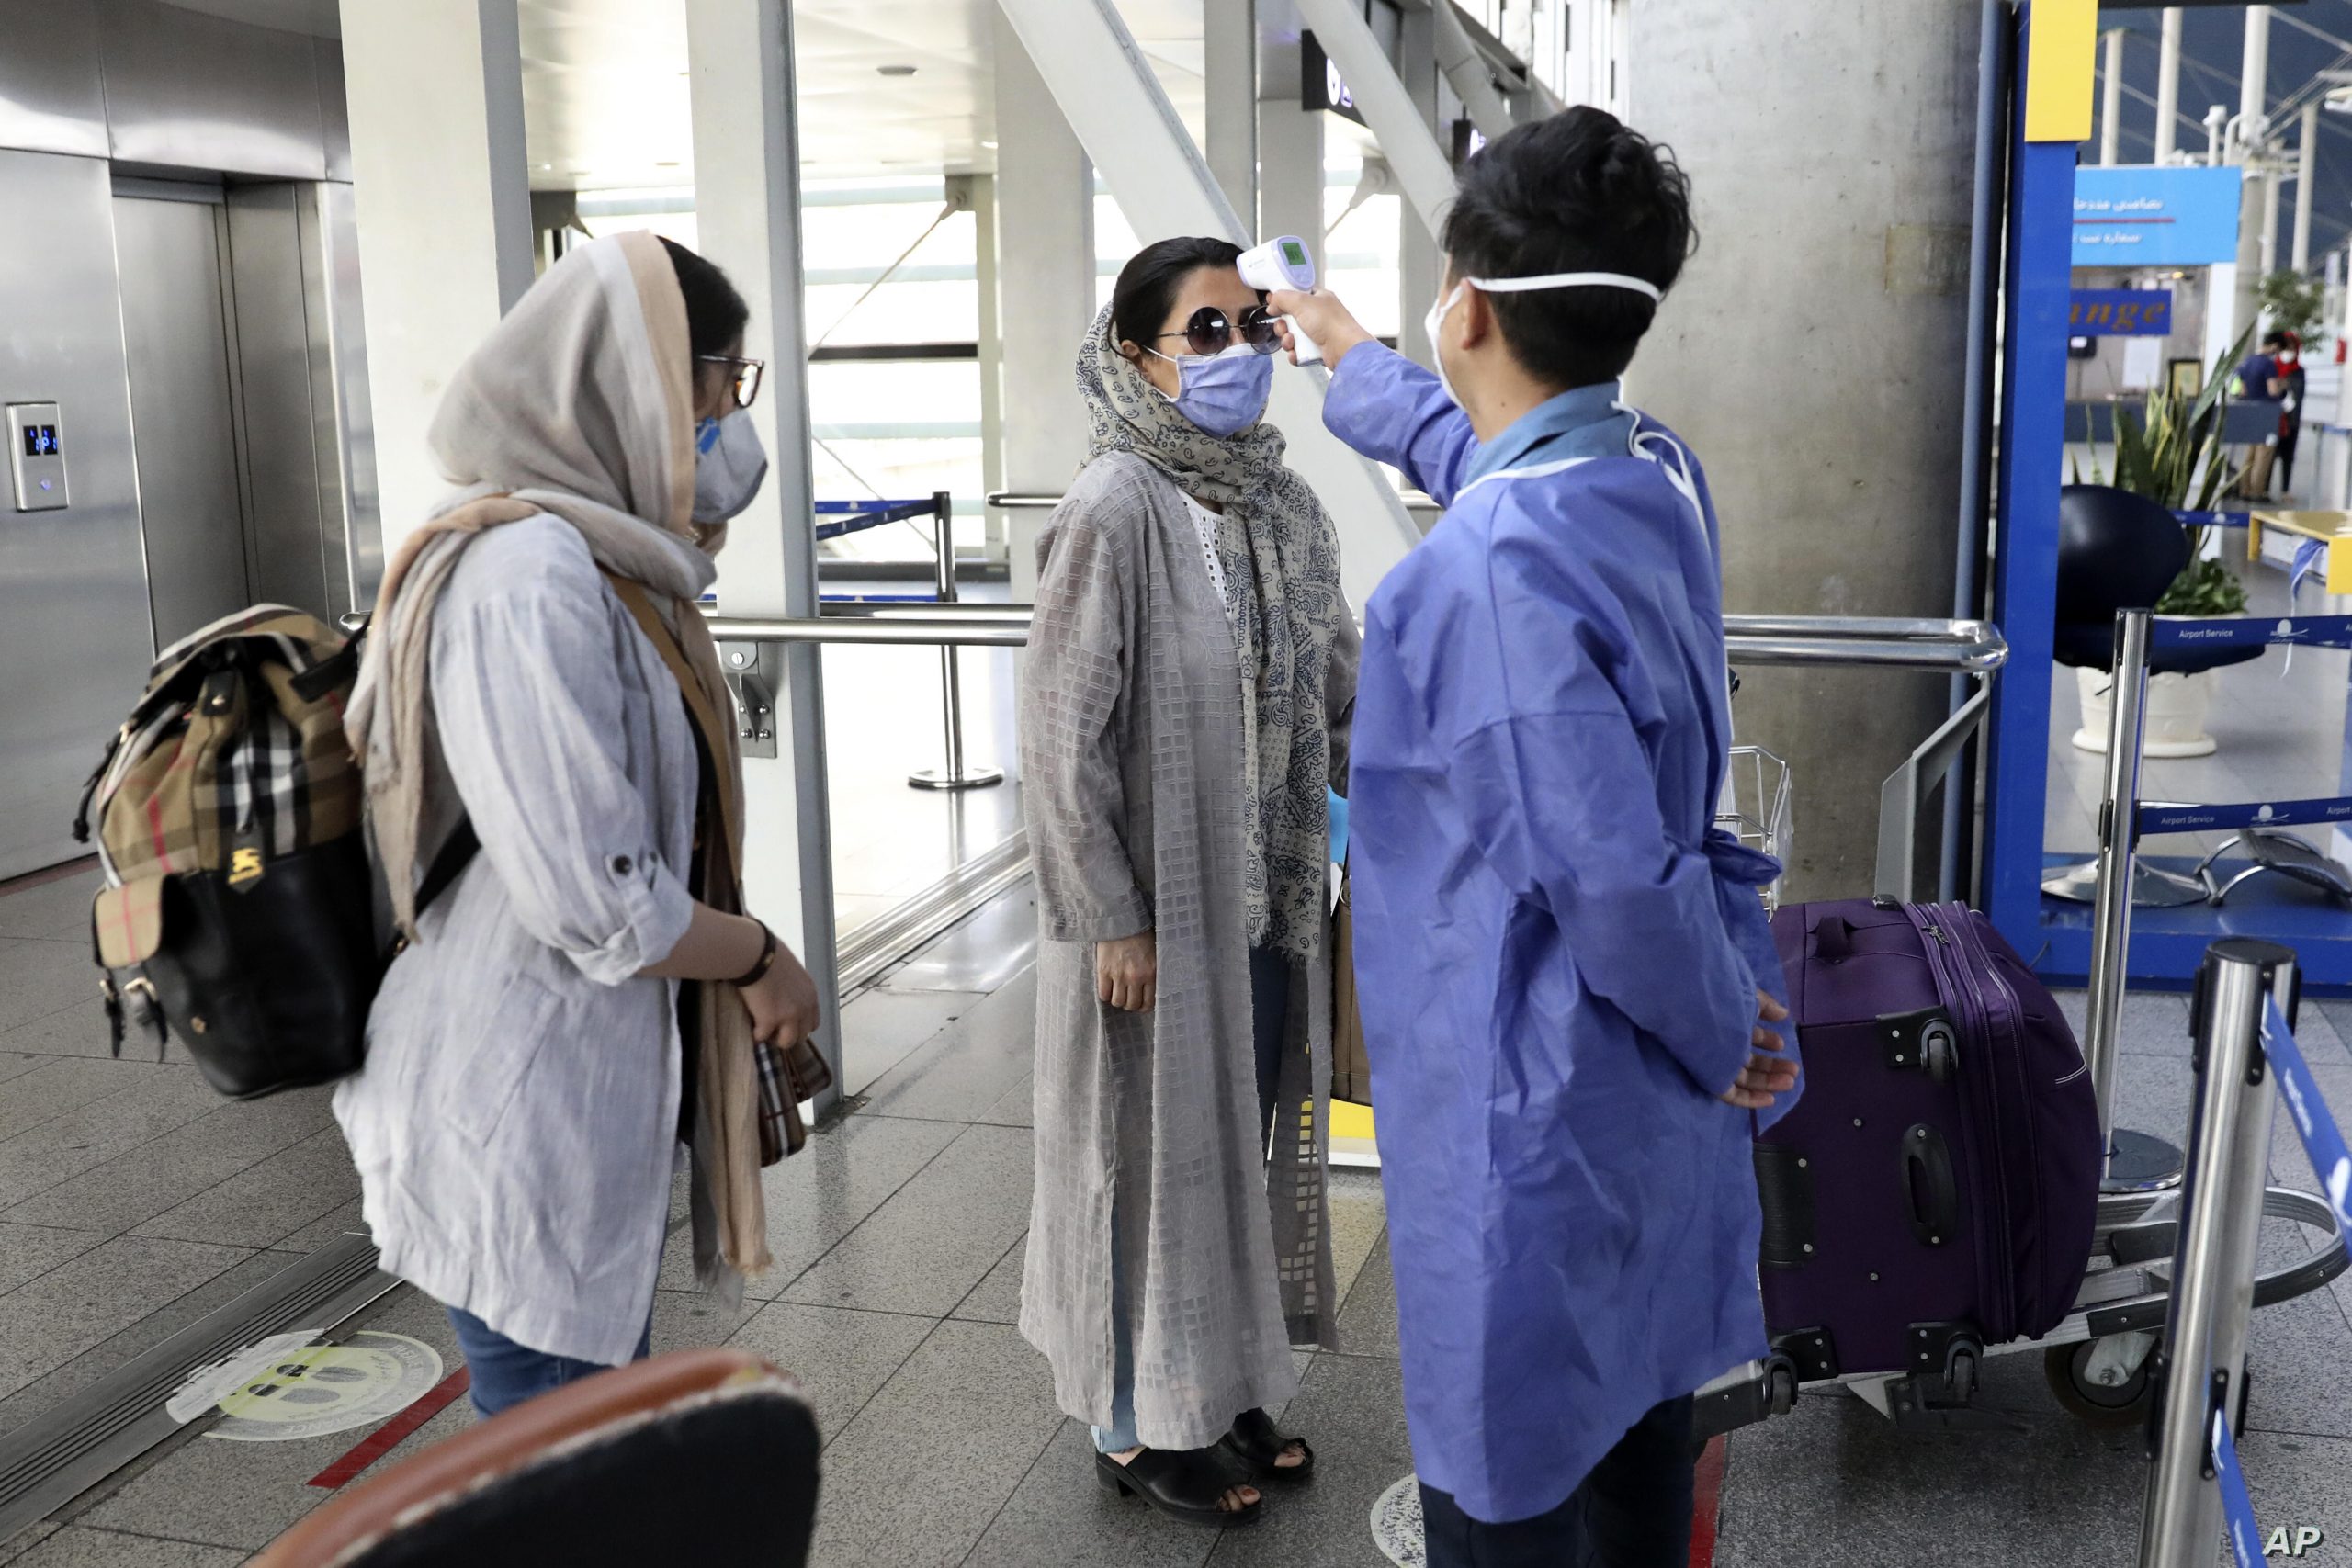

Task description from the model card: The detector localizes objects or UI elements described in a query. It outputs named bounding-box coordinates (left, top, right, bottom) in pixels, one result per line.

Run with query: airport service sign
left=2073, top=165, right=2242, bottom=267
left=2069, top=288, right=2173, bottom=336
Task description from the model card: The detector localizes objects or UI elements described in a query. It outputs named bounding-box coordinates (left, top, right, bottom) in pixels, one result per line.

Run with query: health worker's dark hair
left=1111, top=236, right=1250, bottom=351
left=1441, top=106, right=1695, bottom=389
left=660, top=236, right=751, bottom=360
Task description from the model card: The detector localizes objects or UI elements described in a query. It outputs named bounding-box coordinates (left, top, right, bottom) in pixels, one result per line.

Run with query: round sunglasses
left=1153, top=304, right=1283, bottom=358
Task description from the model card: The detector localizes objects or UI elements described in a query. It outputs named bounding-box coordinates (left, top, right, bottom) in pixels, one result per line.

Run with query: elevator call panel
left=7, top=403, right=67, bottom=512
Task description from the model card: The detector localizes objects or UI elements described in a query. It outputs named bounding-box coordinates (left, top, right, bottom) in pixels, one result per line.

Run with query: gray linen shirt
left=334, top=514, right=699, bottom=1366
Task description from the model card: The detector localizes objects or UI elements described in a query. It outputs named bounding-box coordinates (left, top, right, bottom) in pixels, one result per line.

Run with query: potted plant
left=2074, top=332, right=2251, bottom=757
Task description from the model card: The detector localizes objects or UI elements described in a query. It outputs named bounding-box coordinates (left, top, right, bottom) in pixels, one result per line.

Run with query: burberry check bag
left=74, top=607, right=408, bottom=1100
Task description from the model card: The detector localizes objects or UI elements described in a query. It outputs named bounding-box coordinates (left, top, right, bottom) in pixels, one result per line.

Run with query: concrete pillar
left=2228, top=11, right=2270, bottom=354
left=2261, top=164, right=2283, bottom=276
left=1257, top=1, right=1327, bottom=278
left=336, top=0, right=531, bottom=551
left=2155, top=9, right=2183, bottom=163
left=2098, top=28, right=2124, bottom=167
left=1398, top=6, right=1444, bottom=366
left=2241, top=6, right=2270, bottom=130
left=989, top=6, right=1097, bottom=603
left=2294, top=101, right=2317, bottom=273
left=1205, top=0, right=1259, bottom=227
left=1624, top=0, right=1973, bottom=899
left=684, top=0, right=842, bottom=1094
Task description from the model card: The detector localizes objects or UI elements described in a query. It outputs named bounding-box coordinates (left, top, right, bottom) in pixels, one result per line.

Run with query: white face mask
left=1423, top=270, right=1668, bottom=410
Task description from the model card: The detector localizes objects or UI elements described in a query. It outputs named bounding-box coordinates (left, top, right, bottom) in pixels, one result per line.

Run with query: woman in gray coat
left=1019, top=237, right=1357, bottom=1528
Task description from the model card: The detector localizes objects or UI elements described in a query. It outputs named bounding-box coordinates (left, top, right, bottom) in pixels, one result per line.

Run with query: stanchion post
left=910, top=491, right=1003, bottom=791
left=2139, top=938, right=2297, bottom=1568
left=2085, top=608, right=2154, bottom=1179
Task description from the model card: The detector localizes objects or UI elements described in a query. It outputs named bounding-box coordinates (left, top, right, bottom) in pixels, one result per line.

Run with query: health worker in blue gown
left=1271, top=107, right=1800, bottom=1568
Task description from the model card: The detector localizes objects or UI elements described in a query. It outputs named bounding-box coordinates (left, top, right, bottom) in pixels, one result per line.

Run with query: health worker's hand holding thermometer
left=1237, top=237, right=1339, bottom=367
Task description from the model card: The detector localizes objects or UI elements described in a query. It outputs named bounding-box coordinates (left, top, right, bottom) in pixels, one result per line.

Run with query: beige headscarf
left=346, top=231, right=770, bottom=1287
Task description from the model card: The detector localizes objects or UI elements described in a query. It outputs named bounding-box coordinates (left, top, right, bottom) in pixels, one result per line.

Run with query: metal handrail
left=707, top=604, right=2008, bottom=674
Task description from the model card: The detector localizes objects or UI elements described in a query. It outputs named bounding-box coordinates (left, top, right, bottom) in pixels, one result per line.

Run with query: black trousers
left=2276, top=429, right=2301, bottom=492
left=1419, top=1395, right=1697, bottom=1568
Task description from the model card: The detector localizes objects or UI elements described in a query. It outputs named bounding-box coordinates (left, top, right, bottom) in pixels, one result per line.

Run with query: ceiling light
left=537, top=163, right=553, bottom=171
left=655, top=161, right=681, bottom=168
left=980, top=140, right=998, bottom=150
left=877, top=63, right=917, bottom=76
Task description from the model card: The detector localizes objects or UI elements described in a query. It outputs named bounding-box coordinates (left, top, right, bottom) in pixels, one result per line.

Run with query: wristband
left=733, top=922, right=780, bottom=988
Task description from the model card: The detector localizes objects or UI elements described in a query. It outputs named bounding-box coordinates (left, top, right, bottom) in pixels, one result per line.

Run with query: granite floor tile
left=0, top=1222, right=107, bottom=1298
left=884, top=886, right=1039, bottom=995
left=1715, top=1393, right=2147, bottom=1568
left=0, top=1235, right=253, bottom=1402
left=724, top=1300, right=935, bottom=1444
left=130, top=1125, right=359, bottom=1250
left=783, top=1122, right=1033, bottom=1316
left=1330, top=1231, right=1398, bottom=1359
left=948, top=1233, right=1026, bottom=1325
left=655, top=1111, right=963, bottom=1299
left=0, top=940, right=96, bottom=1036
left=2296, top=1002, right=2352, bottom=1066
left=269, top=1197, right=368, bottom=1256
left=961, top=1417, right=1222, bottom=1568
left=0, top=1056, right=170, bottom=1145
left=0, top=874, right=98, bottom=942
left=2268, top=1060, right=2352, bottom=1197
left=2234, top=1432, right=2352, bottom=1566
left=0, top=1066, right=221, bottom=1211
left=2243, top=1265, right=2352, bottom=1440
left=0, top=995, right=125, bottom=1063
left=650, top=1285, right=761, bottom=1354
left=5, top=1527, right=243, bottom=1568
left=805, top=1319, right=1065, bottom=1568
left=2, top=1087, right=337, bottom=1235
left=2053, top=987, right=2194, bottom=1059
left=974, top=1070, right=1034, bottom=1128
left=0, top=1053, right=51, bottom=1087
left=1197, top=1352, right=1415, bottom=1568
left=2111, top=1054, right=2196, bottom=1159
left=0, top=1248, right=296, bottom=1439
left=859, top=968, right=1036, bottom=1123
left=0, top=1524, right=58, bottom=1567
left=838, top=985, right=982, bottom=1097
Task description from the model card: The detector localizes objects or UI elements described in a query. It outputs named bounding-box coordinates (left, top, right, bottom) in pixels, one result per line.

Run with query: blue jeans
left=1093, top=944, right=1291, bottom=1454
left=447, top=1305, right=652, bottom=1419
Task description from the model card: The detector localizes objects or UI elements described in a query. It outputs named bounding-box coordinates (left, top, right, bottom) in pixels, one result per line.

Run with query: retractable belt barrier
left=2141, top=950, right=2349, bottom=1568
left=2172, top=510, right=2255, bottom=530
left=2139, top=796, right=2352, bottom=835
left=813, top=497, right=941, bottom=541
left=2149, top=613, right=2352, bottom=654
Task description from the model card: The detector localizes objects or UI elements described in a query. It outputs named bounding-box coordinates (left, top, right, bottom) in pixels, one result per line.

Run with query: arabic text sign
left=2073, top=165, right=2242, bottom=267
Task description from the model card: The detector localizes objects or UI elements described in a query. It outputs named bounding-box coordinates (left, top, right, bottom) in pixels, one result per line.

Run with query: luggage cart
left=1694, top=716, right=2352, bottom=1438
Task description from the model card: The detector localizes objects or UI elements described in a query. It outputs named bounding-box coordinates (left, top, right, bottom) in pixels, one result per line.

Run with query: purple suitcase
left=1755, top=898, right=2102, bottom=1388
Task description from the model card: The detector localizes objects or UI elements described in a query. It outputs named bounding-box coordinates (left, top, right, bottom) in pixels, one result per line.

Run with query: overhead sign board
left=2073, top=165, right=2242, bottom=267
left=1300, top=30, right=1367, bottom=127
left=2069, top=288, right=2174, bottom=336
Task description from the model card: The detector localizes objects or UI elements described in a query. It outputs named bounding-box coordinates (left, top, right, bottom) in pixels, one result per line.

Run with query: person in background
left=2273, top=331, right=2307, bottom=497
left=339, top=232, right=820, bottom=1416
left=1018, top=236, right=1357, bottom=1528
left=2235, top=331, right=2288, bottom=497
left=1272, top=107, right=1798, bottom=1567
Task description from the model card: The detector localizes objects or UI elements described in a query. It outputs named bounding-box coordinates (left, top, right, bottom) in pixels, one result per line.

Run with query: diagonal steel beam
left=1291, top=0, right=1458, bottom=238
left=993, top=0, right=1422, bottom=603
left=1431, top=0, right=1517, bottom=141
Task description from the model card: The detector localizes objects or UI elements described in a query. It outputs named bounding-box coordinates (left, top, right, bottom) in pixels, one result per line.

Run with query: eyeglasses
left=696, top=354, right=765, bottom=410
left=1153, top=305, right=1282, bottom=358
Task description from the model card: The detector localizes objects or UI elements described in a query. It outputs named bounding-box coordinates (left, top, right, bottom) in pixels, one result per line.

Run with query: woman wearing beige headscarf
left=335, top=231, right=819, bottom=1416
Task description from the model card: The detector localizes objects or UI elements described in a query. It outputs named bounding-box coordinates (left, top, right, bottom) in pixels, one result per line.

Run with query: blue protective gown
left=1328, top=344, right=1799, bottom=1524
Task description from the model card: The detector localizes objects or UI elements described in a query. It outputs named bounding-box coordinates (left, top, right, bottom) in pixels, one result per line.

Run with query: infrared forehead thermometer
left=1237, top=236, right=1323, bottom=366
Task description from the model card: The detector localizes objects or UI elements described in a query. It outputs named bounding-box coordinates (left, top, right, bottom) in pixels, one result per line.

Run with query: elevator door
left=114, top=194, right=252, bottom=648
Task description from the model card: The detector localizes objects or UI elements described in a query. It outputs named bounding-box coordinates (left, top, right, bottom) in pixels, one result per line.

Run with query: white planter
left=2072, top=665, right=2219, bottom=758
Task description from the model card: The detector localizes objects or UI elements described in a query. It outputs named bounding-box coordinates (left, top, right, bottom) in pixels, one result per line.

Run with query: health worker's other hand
left=743, top=944, right=822, bottom=1046
left=1721, top=990, right=1799, bottom=1110
left=1096, top=931, right=1157, bottom=1012
left=1265, top=288, right=1375, bottom=369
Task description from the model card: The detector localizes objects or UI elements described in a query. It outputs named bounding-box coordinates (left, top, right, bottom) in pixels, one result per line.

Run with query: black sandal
left=1094, top=1446, right=1264, bottom=1528
left=1217, top=1407, right=1315, bottom=1483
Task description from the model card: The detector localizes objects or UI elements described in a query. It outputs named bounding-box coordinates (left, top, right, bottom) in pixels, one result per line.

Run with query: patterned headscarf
left=1076, top=302, right=1343, bottom=963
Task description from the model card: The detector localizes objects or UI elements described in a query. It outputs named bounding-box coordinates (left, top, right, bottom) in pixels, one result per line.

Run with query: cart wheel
left=2045, top=1341, right=2154, bottom=1427
left=1945, top=1345, right=1978, bottom=1404
left=1767, top=1362, right=1798, bottom=1417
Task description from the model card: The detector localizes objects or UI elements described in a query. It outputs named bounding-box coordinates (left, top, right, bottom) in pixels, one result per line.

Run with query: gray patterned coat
left=1018, top=450, right=1358, bottom=1450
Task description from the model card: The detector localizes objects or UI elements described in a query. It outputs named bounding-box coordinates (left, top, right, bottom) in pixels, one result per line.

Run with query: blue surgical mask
left=693, top=410, right=768, bottom=524
left=1149, top=344, right=1273, bottom=437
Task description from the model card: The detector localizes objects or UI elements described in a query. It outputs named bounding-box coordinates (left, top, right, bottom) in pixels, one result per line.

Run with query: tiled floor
left=6, top=893, right=2352, bottom=1563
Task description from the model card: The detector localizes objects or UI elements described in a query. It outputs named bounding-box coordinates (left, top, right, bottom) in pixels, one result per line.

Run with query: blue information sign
left=2073, top=165, right=2242, bottom=267
left=2069, top=288, right=2172, bottom=335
